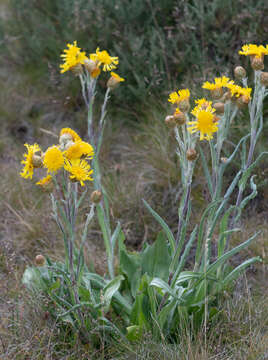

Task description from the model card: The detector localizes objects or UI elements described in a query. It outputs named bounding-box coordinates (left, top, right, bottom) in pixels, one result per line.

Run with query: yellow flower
left=20, top=143, right=42, bottom=179
left=36, top=175, right=52, bottom=186
left=168, top=89, right=190, bottom=109
left=64, top=141, right=94, bottom=160
left=60, top=41, right=88, bottom=74
left=239, top=44, right=268, bottom=58
left=194, top=98, right=212, bottom=109
left=64, top=159, right=93, bottom=186
left=226, top=83, right=252, bottom=100
left=90, top=48, right=119, bottom=71
left=107, top=72, right=125, bottom=89
left=202, top=76, right=233, bottom=90
left=59, top=128, right=82, bottom=143
left=188, top=105, right=218, bottom=141
left=168, top=91, right=179, bottom=104
left=43, top=146, right=64, bottom=173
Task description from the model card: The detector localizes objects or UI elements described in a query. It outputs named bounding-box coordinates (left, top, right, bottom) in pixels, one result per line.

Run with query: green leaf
left=141, top=231, right=171, bottom=281
left=126, top=325, right=143, bottom=341
left=103, top=275, right=124, bottom=309
left=130, top=274, right=151, bottom=329
left=222, top=257, right=261, bottom=287
left=143, top=199, right=175, bottom=253
left=119, top=248, right=142, bottom=297
left=171, top=225, right=197, bottom=284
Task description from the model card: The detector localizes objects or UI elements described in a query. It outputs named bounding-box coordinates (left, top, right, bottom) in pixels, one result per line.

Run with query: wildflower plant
left=21, top=43, right=267, bottom=344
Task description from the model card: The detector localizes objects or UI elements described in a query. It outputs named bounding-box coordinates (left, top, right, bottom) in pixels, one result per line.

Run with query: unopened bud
left=35, top=254, right=46, bottom=266
left=32, top=154, right=43, bottom=168
left=90, top=190, right=102, bottom=204
left=236, top=95, right=250, bottom=109
left=222, top=91, right=232, bottom=102
left=59, top=140, right=74, bottom=152
left=260, top=72, right=268, bottom=86
left=186, top=148, right=198, bottom=161
left=213, top=102, right=225, bottom=115
left=234, top=66, right=246, bottom=80
left=174, top=111, right=186, bottom=125
left=210, top=88, right=223, bottom=100
left=165, top=115, right=177, bottom=128
left=84, top=59, right=101, bottom=78
left=178, top=99, right=190, bottom=113
left=71, top=64, right=83, bottom=76
left=59, top=133, right=73, bottom=145
left=250, top=55, right=264, bottom=71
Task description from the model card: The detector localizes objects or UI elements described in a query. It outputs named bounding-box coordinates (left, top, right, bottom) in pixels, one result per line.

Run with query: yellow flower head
left=110, top=72, right=125, bottom=82
left=226, top=83, right=252, bottom=100
left=43, top=146, right=64, bottom=173
left=202, top=76, right=233, bottom=90
left=239, top=44, right=268, bottom=59
left=60, top=128, right=82, bottom=143
left=194, top=98, right=212, bottom=109
left=168, top=91, right=179, bottom=104
left=20, top=143, right=42, bottom=179
left=64, top=159, right=93, bottom=186
left=60, top=41, right=88, bottom=74
left=90, top=48, right=119, bottom=72
left=36, top=175, right=52, bottom=186
left=107, top=72, right=125, bottom=89
left=64, top=141, right=94, bottom=160
left=168, top=89, right=190, bottom=104
left=188, top=105, right=218, bottom=141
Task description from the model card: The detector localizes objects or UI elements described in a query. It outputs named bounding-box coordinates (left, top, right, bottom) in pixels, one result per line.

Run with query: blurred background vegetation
left=0, top=0, right=268, bottom=358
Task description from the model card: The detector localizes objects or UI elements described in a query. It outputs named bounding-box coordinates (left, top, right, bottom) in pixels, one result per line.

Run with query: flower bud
left=173, top=111, right=186, bottom=125
left=71, top=64, right=83, bottom=76
left=35, top=254, right=46, bottom=266
left=234, top=66, right=246, bottom=80
left=186, top=148, right=198, bottom=161
left=165, top=115, right=177, bottom=128
left=236, top=95, right=250, bottom=109
left=59, top=140, right=74, bottom=152
left=84, top=59, right=101, bottom=78
left=178, top=99, right=190, bottom=113
left=107, top=72, right=125, bottom=90
left=260, top=72, right=268, bottom=87
left=32, top=154, right=43, bottom=168
left=59, top=133, right=73, bottom=145
left=90, top=190, right=102, bottom=204
left=250, top=55, right=264, bottom=71
left=210, top=88, right=223, bottom=100
left=213, top=102, right=225, bottom=115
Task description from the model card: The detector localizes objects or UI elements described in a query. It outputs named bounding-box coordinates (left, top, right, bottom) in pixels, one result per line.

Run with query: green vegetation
left=0, top=0, right=268, bottom=359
